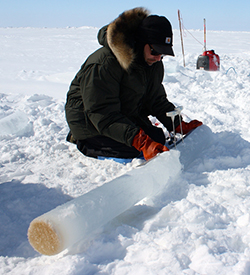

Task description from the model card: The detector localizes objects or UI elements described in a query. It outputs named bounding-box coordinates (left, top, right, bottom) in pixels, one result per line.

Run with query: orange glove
left=132, top=129, right=169, bottom=161
left=175, top=120, right=202, bottom=135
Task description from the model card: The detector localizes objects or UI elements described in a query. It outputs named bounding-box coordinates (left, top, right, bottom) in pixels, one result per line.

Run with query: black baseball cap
left=139, top=15, right=174, bottom=56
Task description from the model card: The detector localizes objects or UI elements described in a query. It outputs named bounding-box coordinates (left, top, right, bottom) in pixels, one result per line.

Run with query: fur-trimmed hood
left=98, top=7, right=150, bottom=71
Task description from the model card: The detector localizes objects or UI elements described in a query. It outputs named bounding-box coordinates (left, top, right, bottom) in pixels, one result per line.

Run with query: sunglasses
left=149, top=45, right=166, bottom=58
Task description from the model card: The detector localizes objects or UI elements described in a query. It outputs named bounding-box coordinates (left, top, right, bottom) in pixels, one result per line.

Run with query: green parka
left=65, top=8, right=176, bottom=147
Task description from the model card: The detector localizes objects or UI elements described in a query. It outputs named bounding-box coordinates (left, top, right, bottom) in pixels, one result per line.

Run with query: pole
left=203, top=18, right=206, bottom=52
left=178, top=10, right=185, bottom=67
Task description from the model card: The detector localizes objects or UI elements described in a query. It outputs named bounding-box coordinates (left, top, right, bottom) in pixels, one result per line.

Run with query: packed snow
left=1, top=26, right=250, bottom=274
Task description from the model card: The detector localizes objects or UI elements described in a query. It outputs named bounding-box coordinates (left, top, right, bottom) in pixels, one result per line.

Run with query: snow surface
left=1, top=27, right=250, bottom=274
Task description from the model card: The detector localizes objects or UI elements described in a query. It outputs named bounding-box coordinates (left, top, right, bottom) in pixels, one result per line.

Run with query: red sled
left=196, top=50, right=220, bottom=71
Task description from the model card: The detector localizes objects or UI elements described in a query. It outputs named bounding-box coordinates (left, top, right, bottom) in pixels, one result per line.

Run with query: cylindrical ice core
left=28, top=150, right=181, bottom=255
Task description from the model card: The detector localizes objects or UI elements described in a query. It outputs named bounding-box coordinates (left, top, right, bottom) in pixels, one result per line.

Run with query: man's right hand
left=132, top=129, right=169, bottom=160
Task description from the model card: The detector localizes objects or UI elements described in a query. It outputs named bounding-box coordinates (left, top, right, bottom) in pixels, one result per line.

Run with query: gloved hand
left=132, top=129, right=169, bottom=160
left=175, top=120, right=202, bottom=135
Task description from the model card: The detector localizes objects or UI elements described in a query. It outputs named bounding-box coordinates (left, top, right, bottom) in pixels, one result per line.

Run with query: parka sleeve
left=80, top=56, right=139, bottom=146
left=144, top=62, right=178, bottom=131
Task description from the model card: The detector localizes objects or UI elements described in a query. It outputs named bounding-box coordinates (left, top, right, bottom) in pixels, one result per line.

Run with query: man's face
left=143, top=44, right=163, bottom=66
